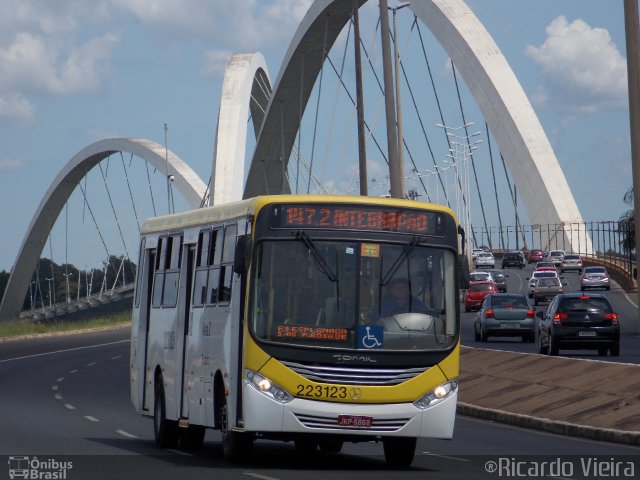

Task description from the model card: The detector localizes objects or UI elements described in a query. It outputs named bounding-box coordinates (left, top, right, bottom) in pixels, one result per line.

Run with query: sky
left=0, top=0, right=633, bottom=272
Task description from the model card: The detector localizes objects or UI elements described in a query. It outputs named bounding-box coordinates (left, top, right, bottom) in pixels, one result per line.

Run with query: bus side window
left=205, top=229, right=222, bottom=305
left=134, top=238, right=146, bottom=308
left=218, top=224, right=237, bottom=304
left=162, top=234, right=182, bottom=307
left=151, top=237, right=165, bottom=308
left=192, top=230, right=210, bottom=307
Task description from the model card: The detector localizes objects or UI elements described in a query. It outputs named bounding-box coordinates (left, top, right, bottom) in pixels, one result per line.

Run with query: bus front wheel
left=154, top=379, right=179, bottom=448
left=219, top=400, right=253, bottom=461
left=383, top=437, right=416, bottom=468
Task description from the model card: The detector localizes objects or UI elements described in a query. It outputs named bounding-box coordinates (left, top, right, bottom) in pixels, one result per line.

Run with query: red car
left=528, top=249, right=544, bottom=264
left=464, top=280, right=498, bottom=312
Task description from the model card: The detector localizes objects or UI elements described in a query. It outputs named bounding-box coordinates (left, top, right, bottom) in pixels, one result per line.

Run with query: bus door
left=179, top=238, right=196, bottom=419
left=139, top=243, right=157, bottom=411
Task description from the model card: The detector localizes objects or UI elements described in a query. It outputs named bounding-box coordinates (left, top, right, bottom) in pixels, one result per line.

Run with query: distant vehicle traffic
left=468, top=271, right=494, bottom=283
left=473, top=293, right=535, bottom=343
left=481, top=269, right=508, bottom=293
left=547, top=250, right=566, bottom=268
left=465, top=281, right=498, bottom=312
left=560, top=254, right=583, bottom=273
left=475, top=252, right=495, bottom=268
left=528, top=249, right=544, bottom=264
left=527, top=270, right=560, bottom=298
left=501, top=252, right=524, bottom=269
left=531, top=276, right=564, bottom=306
left=580, top=266, right=610, bottom=291
left=537, top=293, right=619, bottom=356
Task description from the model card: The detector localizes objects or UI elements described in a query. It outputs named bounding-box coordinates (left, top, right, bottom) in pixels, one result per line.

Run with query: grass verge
left=0, top=311, right=131, bottom=339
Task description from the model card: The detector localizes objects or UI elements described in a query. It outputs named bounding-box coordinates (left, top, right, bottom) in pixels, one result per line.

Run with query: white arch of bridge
left=243, top=0, right=593, bottom=254
left=0, top=138, right=207, bottom=322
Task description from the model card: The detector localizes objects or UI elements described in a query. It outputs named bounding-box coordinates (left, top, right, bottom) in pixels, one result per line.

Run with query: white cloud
left=110, top=0, right=312, bottom=49
left=0, top=32, right=119, bottom=96
left=0, top=157, right=27, bottom=171
left=200, top=50, right=233, bottom=80
left=524, top=16, right=627, bottom=112
left=0, top=93, right=35, bottom=127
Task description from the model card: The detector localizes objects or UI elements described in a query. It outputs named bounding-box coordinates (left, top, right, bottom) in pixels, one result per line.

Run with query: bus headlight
left=245, top=370, right=293, bottom=404
left=413, top=380, right=458, bottom=410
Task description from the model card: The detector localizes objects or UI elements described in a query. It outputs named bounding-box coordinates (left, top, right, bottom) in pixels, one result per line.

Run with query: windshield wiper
left=381, top=236, right=420, bottom=286
left=295, top=231, right=338, bottom=282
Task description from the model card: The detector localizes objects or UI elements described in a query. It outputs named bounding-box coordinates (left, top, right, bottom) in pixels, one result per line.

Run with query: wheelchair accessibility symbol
left=358, top=325, right=383, bottom=349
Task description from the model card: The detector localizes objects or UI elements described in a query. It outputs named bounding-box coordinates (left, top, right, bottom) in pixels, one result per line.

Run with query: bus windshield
left=249, top=237, right=458, bottom=352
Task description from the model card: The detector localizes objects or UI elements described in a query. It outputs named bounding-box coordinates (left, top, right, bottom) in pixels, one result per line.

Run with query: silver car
left=580, top=266, right=610, bottom=291
left=560, top=254, right=583, bottom=273
left=547, top=250, right=565, bottom=268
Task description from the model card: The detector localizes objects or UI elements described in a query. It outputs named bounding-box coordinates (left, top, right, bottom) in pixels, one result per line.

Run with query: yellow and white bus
left=130, top=195, right=462, bottom=467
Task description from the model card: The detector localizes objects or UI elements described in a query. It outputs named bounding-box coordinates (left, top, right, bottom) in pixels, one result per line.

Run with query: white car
left=468, top=271, right=494, bottom=283
left=472, top=248, right=485, bottom=260
left=475, top=252, right=495, bottom=268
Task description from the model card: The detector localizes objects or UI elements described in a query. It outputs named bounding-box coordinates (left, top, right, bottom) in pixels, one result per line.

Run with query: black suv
left=537, top=293, right=620, bottom=356
left=501, top=252, right=524, bottom=269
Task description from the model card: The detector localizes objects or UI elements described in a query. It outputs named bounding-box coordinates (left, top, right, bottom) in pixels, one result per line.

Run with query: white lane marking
left=110, top=355, right=123, bottom=360
left=422, top=452, right=470, bottom=462
left=54, top=394, right=63, bottom=400
left=69, top=369, right=78, bottom=374
left=244, top=473, right=282, bottom=480
left=51, top=385, right=58, bottom=391
left=86, top=362, right=96, bottom=367
left=84, top=416, right=100, bottom=422
left=0, top=339, right=130, bottom=364
left=116, top=429, right=138, bottom=439
left=64, top=404, right=76, bottom=410
left=57, top=377, right=64, bottom=382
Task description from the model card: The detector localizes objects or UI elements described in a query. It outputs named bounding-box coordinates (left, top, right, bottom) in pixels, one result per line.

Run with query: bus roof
left=140, top=194, right=457, bottom=235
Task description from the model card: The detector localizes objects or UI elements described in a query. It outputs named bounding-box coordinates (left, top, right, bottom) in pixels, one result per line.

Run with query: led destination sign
left=270, top=204, right=443, bottom=235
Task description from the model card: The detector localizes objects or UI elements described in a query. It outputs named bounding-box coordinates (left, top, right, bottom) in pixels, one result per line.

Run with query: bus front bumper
left=242, top=382, right=457, bottom=439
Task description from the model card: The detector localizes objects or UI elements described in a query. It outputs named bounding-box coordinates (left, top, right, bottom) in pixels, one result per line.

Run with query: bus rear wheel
left=154, top=380, right=179, bottom=448
left=382, top=437, right=416, bottom=468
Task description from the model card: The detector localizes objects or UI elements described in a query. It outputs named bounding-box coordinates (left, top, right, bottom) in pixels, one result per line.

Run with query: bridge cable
left=485, top=123, right=504, bottom=250
left=119, top=152, right=141, bottom=232
left=414, top=20, right=451, bottom=205
left=450, top=61, right=482, bottom=247
left=297, top=53, right=304, bottom=193
left=144, top=161, right=157, bottom=217
left=318, top=17, right=353, bottom=188
left=307, top=16, right=330, bottom=194
left=499, top=152, right=527, bottom=248
left=98, top=162, right=130, bottom=260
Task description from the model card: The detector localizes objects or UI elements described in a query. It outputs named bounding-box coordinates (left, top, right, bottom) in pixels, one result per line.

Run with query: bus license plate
left=338, top=415, right=373, bottom=428
left=578, top=331, right=596, bottom=337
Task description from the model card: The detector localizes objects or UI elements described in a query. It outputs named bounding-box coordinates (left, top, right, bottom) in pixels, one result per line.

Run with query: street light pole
left=378, top=0, right=402, bottom=198
left=624, top=0, right=640, bottom=334
left=63, top=272, right=73, bottom=304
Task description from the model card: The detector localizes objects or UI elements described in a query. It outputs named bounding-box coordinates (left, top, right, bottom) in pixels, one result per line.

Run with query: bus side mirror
left=233, top=235, right=252, bottom=274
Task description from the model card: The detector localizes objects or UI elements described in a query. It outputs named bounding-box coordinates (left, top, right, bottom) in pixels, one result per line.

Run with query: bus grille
left=280, top=360, right=424, bottom=386
left=294, top=413, right=410, bottom=431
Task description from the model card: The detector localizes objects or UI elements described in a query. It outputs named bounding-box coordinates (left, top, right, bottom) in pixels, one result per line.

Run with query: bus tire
left=154, top=379, right=179, bottom=448
left=219, top=399, right=253, bottom=462
left=180, top=425, right=206, bottom=450
left=383, top=437, right=416, bottom=468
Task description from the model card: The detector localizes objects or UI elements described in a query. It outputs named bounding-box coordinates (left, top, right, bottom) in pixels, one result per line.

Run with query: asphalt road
left=1, top=325, right=640, bottom=480
left=462, top=264, right=640, bottom=364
